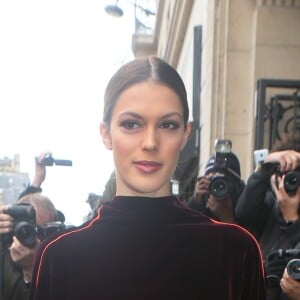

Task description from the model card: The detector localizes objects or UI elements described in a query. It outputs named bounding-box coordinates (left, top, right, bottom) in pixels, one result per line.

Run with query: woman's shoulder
left=209, top=220, right=261, bottom=252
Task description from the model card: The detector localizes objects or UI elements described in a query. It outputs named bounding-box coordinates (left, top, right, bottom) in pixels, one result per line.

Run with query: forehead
left=112, top=82, right=183, bottom=117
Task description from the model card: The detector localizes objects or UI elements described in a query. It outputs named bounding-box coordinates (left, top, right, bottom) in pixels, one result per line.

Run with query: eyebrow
left=118, top=111, right=183, bottom=120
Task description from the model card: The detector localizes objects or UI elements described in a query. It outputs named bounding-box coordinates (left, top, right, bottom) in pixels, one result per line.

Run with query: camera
left=266, top=248, right=300, bottom=287
left=207, top=139, right=243, bottom=200
left=261, top=162, right=300, bottom=194
left=209, top=173, right=229, bottom=199
left=287, top=259, right=300, bottom=280
left=4, top=203, right=37, bottom=248
left=4, top=203, right=68, bottom=248
left=283, top=169, right=300, bottom=194
left=38, top=154, right=72, bottom=167
left=37, top=222, right=66, bottom=240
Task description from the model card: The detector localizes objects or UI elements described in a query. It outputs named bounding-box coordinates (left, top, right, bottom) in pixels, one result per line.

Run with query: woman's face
left=101, top=82, right=191, bottom=197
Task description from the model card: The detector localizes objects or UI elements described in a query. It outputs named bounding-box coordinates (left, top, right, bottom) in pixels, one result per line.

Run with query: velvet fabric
left=30, top=196, right=266, bottom=300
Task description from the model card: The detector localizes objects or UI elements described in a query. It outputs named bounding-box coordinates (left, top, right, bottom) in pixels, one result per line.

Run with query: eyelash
left=160, top=121, right=180, bottom=130
left=121, top=120, right=140, bottom=130
left=120, top=120, right=180, bottom=130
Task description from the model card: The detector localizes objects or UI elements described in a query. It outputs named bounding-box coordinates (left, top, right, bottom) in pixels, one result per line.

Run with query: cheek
left=162, top=137, right=185, bottom=159
left=111, top=134, right=137, bottom=160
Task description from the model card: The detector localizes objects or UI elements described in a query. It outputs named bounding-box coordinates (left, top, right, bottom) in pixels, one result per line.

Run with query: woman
left=29, top=57, right=266, bottom=300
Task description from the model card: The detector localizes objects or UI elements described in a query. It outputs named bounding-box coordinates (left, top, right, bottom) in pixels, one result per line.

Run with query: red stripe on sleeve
left=35, top=205, right=103, bottom=287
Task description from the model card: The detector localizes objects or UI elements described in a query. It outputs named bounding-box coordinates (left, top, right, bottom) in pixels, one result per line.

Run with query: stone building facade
left=133, top=0, right=300, bottom=198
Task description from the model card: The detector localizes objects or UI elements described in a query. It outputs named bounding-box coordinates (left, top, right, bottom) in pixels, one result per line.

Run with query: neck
left=23, top=268, right=32, bottom=283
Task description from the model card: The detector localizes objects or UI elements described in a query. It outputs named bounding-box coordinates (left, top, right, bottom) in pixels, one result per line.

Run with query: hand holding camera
left=280, top=263, right=300, bottom=300
left=258, top=149, right=300, bottom=223
left=3, top=203, right=37, bottom=248
left=32, top=152, right=72, bottom=187
left=37, top=153, right=72, bottom=167
left=271, top=175, right=300, bottom=222
left=0, top=205, right=14, bottom=235
left=264, top=150, right=300, bottom=174
left=1, top=203, right=67, bottom=248
left=193, top=176, right=210, bottom=204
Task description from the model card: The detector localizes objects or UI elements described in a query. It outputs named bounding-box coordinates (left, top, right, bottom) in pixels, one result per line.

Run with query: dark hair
left=103, top=56, right=189, bottom=128
left=272, top=131, right=300, bottom=152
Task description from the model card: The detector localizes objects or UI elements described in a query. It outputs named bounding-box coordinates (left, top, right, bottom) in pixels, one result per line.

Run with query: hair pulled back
left=103, top=56, right=189, bottom=128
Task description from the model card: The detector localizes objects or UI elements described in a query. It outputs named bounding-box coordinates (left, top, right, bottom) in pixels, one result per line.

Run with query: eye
left=120, top=120, right=141, bottom=130
left=160, top=121, right=180, bottom=130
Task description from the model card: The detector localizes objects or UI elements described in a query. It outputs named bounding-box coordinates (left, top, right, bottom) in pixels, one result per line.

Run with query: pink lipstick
left=134, top=160, right=162, bottom=174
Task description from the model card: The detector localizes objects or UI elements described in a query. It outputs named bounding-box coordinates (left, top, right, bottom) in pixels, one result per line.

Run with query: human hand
left=31, top=152, right=52, bottom=188
left=264, top=150, right=300, bottom=173
left=193, top=176, right=210, bottom=204
left=206, top=196, right=235, bottom=223
left=271, top=175, right=300, bottom=222
left=0, top=205, right=14, bottom=234
left=280, top=268, right=300, bottom=300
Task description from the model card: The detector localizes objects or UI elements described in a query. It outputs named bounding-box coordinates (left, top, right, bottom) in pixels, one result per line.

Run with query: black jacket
left=235, top=169, right=300, bottom=300
left=1, top=249, right=30, bottom=300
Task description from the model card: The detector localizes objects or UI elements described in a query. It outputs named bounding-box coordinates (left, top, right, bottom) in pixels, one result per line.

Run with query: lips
left=134, top=160, right=162, bottom=174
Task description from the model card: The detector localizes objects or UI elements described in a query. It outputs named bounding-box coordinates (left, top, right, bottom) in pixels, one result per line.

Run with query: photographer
left=0, top=193, right=61, bottom=300
left=0, top=151, right=70, bottom=300
left=188, top=143, right=245, bottom=224
left=235, top=133, right=300, bottom=300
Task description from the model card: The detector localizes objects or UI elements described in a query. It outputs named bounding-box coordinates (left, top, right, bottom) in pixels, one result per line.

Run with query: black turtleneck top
left=30, top=196, right=266, bottom=300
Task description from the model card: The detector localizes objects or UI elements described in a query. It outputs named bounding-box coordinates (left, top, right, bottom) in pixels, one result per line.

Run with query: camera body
left=208, top=139, right=241, bottom=200
left=267, top=249, right=300, bottom=287
left=38, top=154, right=72, bottom=167
left=261, top=162, right=300, bottom=194
left=37, top=222, right=66, bottom=240
left=4, top=203, right=67, bottom=248
left=209, top=173, right=229, bottom=199
left=4, top=203, right=37, bottom=248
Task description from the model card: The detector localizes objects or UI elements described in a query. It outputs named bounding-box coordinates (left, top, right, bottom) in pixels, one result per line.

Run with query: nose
left=141, top=127, right=158, bottom=151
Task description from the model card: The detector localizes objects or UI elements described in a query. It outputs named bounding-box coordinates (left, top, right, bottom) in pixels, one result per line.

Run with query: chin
left=130, top=182, right=170, bottom=197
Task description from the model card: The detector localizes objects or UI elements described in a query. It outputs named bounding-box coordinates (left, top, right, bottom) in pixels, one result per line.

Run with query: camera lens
left=287, top=259, right=300, bottom=280
left=284, top=171, right=300, bottom=193
left=14, top=221, right=37, bottom=248
left=210, top=175, right=229, bottom=200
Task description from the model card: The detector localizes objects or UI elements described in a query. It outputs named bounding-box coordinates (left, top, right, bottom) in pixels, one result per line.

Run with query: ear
left=100, top=122, right=112, bottom=150
left=180, top=122, right=192, bottom=151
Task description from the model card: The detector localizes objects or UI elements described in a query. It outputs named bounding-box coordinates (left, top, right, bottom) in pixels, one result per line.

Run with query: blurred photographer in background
left=235, top=132, right=300, bottom=300
left=188, top=139, right=245, bottom=224
left=0, top=151, right=71, bottom=300
left=0, top=193, right=63, bottom=300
